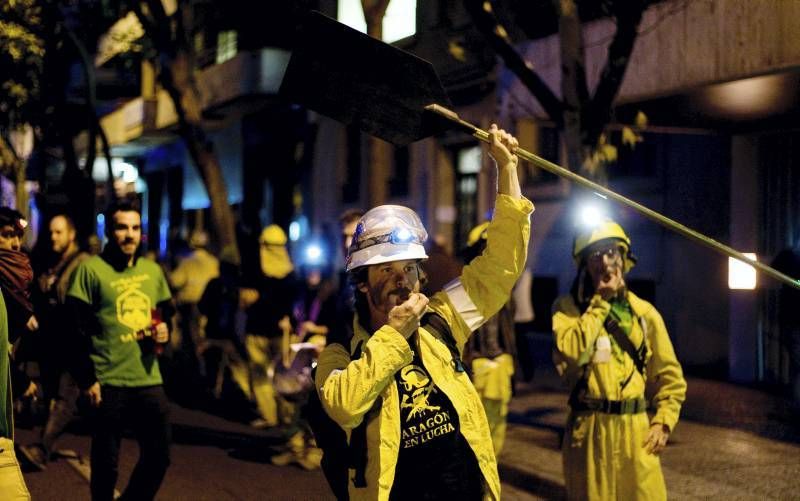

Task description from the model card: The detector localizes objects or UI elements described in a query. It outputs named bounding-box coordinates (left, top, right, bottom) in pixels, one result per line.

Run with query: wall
left=506, top=0, right=800, bottom=119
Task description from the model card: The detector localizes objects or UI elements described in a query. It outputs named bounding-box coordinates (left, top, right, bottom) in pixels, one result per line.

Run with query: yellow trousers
left=0, top=438, right=30, bottom=500
left=471, top=354, right=514, bottom=455
left=234, top=335, right=280, bottom=426
left=563, top=411, right=666, bottom=501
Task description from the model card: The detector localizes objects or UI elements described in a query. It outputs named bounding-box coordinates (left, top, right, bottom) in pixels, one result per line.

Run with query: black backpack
left=305, top=312, right=463, bottom=500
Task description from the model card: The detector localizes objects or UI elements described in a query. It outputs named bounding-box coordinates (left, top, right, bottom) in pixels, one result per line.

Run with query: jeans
left=90, top=385, right=171, bottom=501
left=41, top=372, right=81, bottom=455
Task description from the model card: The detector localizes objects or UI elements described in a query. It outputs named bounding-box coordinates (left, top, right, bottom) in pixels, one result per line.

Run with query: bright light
left=702, top=74, right=793, bottom=121
left=305, top=243, right=323, bottom=263
left=289, top=222, right=301, bottom=242
left=91, top=158, right=139, bottom=183
left=578, top=205, right=606, bottom=228
left=393, top=228, right=412, bottom=243
left=457, top=146, right=482, bottom=174
left=729, top=253, right=758, bottom=290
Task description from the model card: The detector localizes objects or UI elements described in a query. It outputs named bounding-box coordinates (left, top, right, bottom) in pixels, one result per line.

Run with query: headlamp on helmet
left=346, top=205, right=428, bottom=271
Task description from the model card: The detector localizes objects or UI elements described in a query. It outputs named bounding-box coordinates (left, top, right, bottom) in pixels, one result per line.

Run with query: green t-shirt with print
left=67, top=255, right=172, bottom=387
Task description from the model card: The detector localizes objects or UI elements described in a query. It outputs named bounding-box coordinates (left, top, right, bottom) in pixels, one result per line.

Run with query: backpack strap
left=568, top=316, right=648, bottom=412
left=421, top=312, right=465, bottom=373
left=604, top=317, right=647, bottom=376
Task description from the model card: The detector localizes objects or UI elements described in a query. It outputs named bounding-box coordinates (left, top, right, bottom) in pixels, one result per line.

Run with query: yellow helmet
left=466, top=221, right=490, bottom=247
left=573, top=220, right=636, bottom=272
left=260, top=224, right=287, bottom=246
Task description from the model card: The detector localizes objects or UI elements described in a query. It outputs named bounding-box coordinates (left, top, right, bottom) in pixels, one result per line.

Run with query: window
left=337, top=0, right=416, bottom=43
left=453, top=144, right=480, bottom=247
left=216, top=30, right=238, bottom=64
left=457, top=145, right=481, bottom=174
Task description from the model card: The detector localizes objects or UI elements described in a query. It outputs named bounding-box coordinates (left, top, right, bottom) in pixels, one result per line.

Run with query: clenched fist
left=387, top=292, right=429, bottom=339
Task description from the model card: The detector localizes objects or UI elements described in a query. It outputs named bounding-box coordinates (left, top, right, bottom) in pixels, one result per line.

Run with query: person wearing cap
left=0, top=207, right=37, bottom=339
left=0, top=209, right=33, bottom=498
left=169, top=229, right=219, bottom=389
left=459, top=221, right=518, bottom=456
left=315, top=124, right=532, bottom=500
left=552, top=220, right=687, bottom=501
left=0, top=207, right=39, bottom=406
left=242, top=224, right=300, bottom=429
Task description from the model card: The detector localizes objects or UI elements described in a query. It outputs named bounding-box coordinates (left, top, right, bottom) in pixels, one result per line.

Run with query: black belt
left=571, top=396, right=647, bottom=415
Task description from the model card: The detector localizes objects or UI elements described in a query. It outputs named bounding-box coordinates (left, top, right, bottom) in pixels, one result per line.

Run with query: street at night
left=3, top=0, right=800, bottom=499
left=16, top=367, right=800, bottom=500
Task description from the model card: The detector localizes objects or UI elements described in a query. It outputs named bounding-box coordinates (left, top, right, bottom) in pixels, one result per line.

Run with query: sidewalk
left=498, top=367, right=800, bottom=500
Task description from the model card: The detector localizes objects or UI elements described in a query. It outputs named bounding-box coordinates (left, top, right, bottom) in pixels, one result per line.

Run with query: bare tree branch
left=362, top=0, right=391, bottom=37
left=585, top=0, right=646, bottom=147
left=464, top=0, right=563, bottom=126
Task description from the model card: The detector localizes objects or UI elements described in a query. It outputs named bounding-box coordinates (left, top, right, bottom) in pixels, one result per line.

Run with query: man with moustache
left=20, top=214, right=90, bottom=470
left=552, top=220, right=687, bottom=501
left=315, top=124, right=532, bottom=500
left=67, top=200, right=173, bottom=501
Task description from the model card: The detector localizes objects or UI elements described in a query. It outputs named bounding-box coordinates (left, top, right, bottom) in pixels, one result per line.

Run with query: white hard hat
left=345, top=205, right=428, bottom=271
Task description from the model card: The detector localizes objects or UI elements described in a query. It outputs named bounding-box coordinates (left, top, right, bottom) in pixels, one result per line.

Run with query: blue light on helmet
left=391, top=227, right=414, bottom=244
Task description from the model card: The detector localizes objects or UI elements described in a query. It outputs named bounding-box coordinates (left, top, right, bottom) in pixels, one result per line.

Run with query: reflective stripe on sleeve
left=443, top=278, right=485, bottom=331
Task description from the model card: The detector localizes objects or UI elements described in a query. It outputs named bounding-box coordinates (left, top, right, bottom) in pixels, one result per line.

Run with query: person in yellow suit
left=552, top=220, right=686, bottom=501
left=461, top=221, right=517, bottom=456
left=315, top=124, right=532, bottom=500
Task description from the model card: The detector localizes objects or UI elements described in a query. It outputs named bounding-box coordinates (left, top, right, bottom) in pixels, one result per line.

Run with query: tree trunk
left=165, top=56, right=239, bottom=262
left=557, top=0, right=592, bottom=177
left=134, top=1, right=241, bottom=264
left=363, top=0, right=392, bottom=207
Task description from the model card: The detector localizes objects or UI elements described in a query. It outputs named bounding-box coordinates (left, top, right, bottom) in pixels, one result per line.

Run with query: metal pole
left=425, top=104, right=800, bottom=290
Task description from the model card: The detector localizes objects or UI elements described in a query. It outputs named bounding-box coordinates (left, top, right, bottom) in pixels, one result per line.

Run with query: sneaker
left=19, top=444, right=48, bottom=471
left=270, top=449, right=321, bottom=470
left=270, top=450, right=297, bottom=467
left=249, top=418, right=274, bottom=429
left=296, top=447, right=322, bottom=471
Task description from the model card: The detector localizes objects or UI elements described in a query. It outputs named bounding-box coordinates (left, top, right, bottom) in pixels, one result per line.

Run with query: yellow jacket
left=316, top=195, right=533, bottom=500
left=552, top=291, right=686, bottom=431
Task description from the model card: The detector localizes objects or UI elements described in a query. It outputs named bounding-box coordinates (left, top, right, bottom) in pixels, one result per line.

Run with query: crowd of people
left=0, top=124, right=696, bottom=500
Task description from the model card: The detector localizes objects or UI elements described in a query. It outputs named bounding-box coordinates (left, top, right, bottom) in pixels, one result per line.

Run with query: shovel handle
left=425, top=104, right=800, bottom=290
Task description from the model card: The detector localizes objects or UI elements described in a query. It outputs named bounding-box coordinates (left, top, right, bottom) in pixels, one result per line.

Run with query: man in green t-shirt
left=67, top=200, right=174, bottom=501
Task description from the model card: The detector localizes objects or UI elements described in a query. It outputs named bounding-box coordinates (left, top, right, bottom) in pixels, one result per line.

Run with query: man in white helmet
left=315, top=124, right=533, bottom=500
left=552, top=220, right=687, bottom=500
